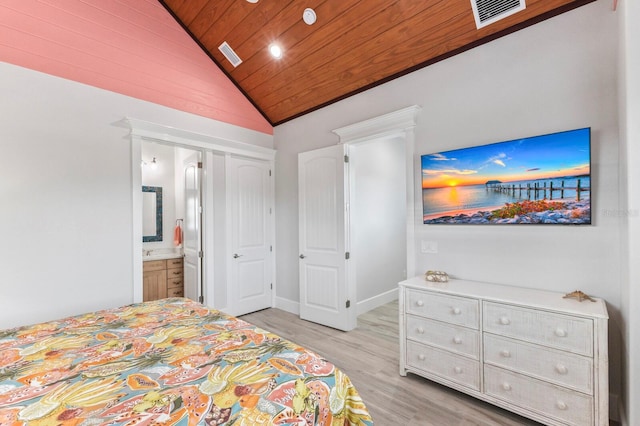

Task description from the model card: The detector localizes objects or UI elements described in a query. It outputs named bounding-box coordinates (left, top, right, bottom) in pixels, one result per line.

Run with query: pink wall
left=0, top=0, right=272, bottom=135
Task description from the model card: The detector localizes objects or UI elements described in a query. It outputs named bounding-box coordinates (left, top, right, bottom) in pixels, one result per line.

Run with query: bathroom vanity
left=143, top=256, right=184, bottom=301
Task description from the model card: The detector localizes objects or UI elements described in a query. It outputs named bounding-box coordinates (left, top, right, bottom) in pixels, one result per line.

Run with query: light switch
left=421, top=240, right=438, bottom=254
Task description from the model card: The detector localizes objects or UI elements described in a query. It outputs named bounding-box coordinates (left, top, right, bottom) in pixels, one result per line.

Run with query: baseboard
left=356, top=288, right=398, bottom=315
left=275, top=296, right=299, bottom=315
left=275, top=290, right=397, bottom=317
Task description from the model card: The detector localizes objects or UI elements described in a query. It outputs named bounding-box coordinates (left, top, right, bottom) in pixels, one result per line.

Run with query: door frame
left=127, top=118, right=276, bottom=306
left=331, top=105, right=421, bottom=311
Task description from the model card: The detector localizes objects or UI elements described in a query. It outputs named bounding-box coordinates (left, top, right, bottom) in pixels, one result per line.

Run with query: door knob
left=299, top=254, right=306, bottom=259
left=233, top=253, right=243, bottom=259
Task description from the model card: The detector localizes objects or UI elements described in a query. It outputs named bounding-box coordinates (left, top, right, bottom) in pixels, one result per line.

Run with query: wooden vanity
left=143, top=257, right=184, bottom=301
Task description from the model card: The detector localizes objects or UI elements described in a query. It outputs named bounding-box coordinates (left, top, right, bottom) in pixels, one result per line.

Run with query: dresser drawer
left=167, top=287, right=184, bottom=298
left=406, top=289, right=479, bottom=329
left=407, top=341, right=480, bottom=391
left=167, top=257, right=183, bottom=268
left=483, top=302, right=593, bottom=356
left=143, top=260, right=165, bottom=272
left=407, top=315, right=479, bottom=359
left=167, top=267, right=183, bottom=279
left=484, top=334, right=593, bottom=394
left=167, top=276, right=183, bottom=289
left=484, top=365, right=593, bottom=426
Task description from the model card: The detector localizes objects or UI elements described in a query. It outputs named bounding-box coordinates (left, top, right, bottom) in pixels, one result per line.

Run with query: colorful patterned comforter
left=0, top=298, right=373, bottom=425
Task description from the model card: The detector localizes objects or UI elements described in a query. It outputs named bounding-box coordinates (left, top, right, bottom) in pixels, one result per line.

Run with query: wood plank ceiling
left=160, top=0, right=594, bottom=126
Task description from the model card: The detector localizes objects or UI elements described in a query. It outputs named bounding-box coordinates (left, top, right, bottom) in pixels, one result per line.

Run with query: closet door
left=226, top=156, right=272, bottom=316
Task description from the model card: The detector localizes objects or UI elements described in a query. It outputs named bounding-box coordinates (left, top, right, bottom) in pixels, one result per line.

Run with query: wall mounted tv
left=421, top=127, right=591, bottom=224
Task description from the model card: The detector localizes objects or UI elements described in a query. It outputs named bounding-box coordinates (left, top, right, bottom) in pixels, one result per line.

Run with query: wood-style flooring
left=241, top=300, right=542, bottom=425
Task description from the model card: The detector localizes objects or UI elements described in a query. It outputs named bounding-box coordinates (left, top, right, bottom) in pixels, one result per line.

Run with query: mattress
left=0, top=298, right=373, bottom=425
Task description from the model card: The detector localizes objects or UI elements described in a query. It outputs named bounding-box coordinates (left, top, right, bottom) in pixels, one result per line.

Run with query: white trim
left=131, top=135, right=143, bottom=303
left=224, top=153, right=234, bottom=313
left=203, top=151, right=215, bottom=306
left=406, top=125, right=417, bottom=278
left=275, top=296, right=300, bottom=315
left=332, top=105, right=421, bottom=144
left=269, top=166, right=277, bottom=308
left=356, top=288, right=398, bottom=315
left=120, top=117, right=275, bottom=160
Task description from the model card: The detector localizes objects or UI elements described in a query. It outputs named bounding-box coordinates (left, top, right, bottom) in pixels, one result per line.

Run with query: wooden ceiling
left=160, top=0, right=593, bottom=126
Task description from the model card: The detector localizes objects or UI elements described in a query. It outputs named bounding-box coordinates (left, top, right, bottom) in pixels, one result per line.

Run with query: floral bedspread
left=0, top=298, right=373, bottom=425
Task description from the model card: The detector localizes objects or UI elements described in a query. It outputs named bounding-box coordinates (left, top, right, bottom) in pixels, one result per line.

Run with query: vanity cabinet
left=166, top=258, right=184, bottom=297
left=399, top=277, right=608, bottom=426
left=143, top=257, right=184, bottom=301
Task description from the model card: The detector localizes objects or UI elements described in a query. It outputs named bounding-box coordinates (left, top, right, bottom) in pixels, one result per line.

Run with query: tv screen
left=421, top=128, right=591, bottom=224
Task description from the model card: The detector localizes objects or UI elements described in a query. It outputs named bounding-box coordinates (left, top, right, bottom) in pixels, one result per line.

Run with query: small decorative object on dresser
left=425, top=270, right=449, bottom=282
left=563, top=290, right=596, bottom=302
left=399, top=276, right=609, bottom=426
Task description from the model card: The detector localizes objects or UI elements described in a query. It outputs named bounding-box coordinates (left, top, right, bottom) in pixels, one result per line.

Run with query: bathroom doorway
left=141, top=141, right=204, bottom=302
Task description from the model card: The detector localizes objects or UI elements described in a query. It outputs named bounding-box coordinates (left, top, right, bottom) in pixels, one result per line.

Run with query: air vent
left=218, top=41, right=242, bottom=67
left=470, top=0, right=526, bottom=29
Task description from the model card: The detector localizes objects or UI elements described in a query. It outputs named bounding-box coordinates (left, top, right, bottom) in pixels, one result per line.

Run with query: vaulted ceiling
left=160, top=0, right=594, bottom=126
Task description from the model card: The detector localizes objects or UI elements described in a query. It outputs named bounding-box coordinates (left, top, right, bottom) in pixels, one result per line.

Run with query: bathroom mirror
left=142, top=186, right=163, bottom=242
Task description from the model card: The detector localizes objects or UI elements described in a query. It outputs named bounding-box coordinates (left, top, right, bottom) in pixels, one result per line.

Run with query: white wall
left=0, top=62, right=272, bottom=329
left=274, top=0, right=621, bottom=401
left=351, top=137, right=407, bottom=303
left=209, top=152, right=228, bottom=311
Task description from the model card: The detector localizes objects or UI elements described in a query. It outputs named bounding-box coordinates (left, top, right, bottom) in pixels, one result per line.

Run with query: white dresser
left=399, top=276, right=608, bottom=426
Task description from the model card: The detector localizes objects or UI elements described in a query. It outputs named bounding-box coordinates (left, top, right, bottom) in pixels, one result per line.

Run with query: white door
left=183, top=153, right=202, bottom=302
left=298, top=144, right=356, bottom=331
left=227, top=156, right=272, bottom=316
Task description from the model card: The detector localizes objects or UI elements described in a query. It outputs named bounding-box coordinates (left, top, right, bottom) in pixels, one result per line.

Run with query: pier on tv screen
left=421, top=128, right=591, bottom=225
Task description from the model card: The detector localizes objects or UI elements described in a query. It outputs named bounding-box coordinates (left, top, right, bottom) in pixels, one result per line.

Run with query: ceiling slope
left=160, top=0, right=595, bottom=125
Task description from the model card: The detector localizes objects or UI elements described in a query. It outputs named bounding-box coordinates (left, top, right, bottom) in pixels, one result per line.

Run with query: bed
left=0, top=298, right=373, bottom=425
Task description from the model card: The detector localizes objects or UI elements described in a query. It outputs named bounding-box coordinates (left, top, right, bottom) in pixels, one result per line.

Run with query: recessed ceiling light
left=246, top=0, right=258, bottom=3
left=303, top=8, right=316, bottom=25
left=269, top=44, right=283, bottom=59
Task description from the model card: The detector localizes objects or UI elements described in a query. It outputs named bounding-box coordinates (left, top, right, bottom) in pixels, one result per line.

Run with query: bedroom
left=0, top=0, right=638, bottom=425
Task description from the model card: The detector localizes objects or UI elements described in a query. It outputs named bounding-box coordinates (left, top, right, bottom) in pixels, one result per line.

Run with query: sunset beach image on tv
left=422, top=128, right=591, bottom=224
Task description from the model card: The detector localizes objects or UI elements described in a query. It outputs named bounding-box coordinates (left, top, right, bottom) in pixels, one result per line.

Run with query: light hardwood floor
left=241, top=300, right=542, bottom=425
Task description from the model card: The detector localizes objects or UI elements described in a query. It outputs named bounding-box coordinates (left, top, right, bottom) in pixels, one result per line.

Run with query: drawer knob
left=418, top=354, right=426, bottom=361
left=556, top=400, right=568, bottom=410
left=453, top=337, right=462, bottom=344
left=452, top=307, right=462, bottom=315
left=500, top=350, right=511, bottom=358
left=555, top=328, right=567, bottom=337
left=417, top=327, right=425, bottom=334
left=499, top=317, right=511, bottom=325
left=555, top=364, right=568, bottom=375
left=502, top=383, right=512, bottom=391
left=416, top=300, right=424, bottom=307
left=454, top=366, right=462, bottom=374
